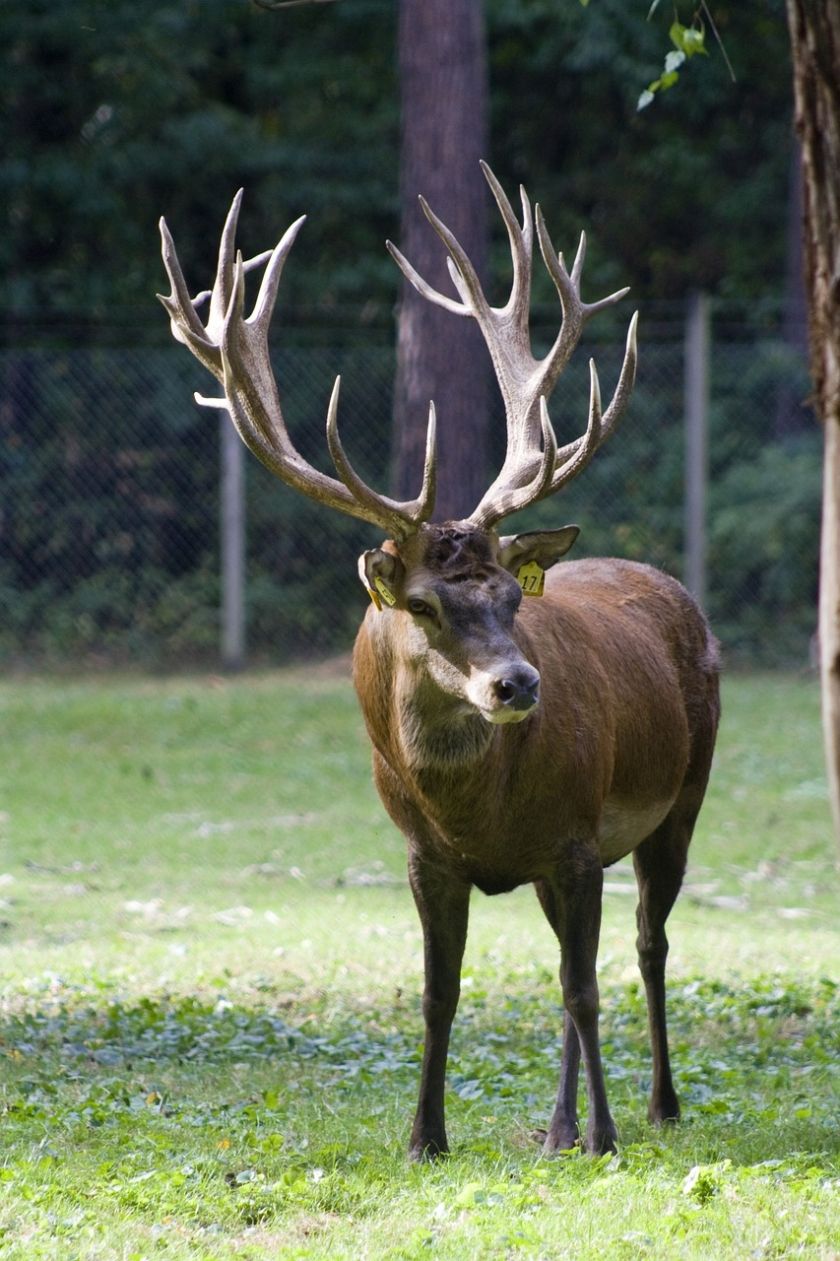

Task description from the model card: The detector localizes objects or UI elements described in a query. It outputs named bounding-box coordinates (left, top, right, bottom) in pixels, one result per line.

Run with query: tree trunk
left=392, top=0, right=489, bottom=523
left=786, top=0, right=840, bottom=847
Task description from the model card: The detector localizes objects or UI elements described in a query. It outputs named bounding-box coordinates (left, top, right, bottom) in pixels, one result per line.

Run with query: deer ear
left=497, top=526, right=580, bottom=575
left=358, top=548, right=405, bottom=610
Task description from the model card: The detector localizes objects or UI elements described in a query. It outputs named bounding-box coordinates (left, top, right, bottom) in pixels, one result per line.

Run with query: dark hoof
left=648, top=1098, right=680, bottom=1126
left=409, top=1139, right=449, bottom=1163
left=540, top=1124, right=580, bottom=1155
left=583, top=1125, right=618, bottom=1156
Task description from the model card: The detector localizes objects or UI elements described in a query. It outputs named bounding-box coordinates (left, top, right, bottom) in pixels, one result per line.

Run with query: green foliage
left=1, top=331, right=818, bottom=666
left=0, top=341, right=394, bottom=664
left=487, top=0, right=792, bottom=300
left=1, top=0, right=794, bottom=326
left=0, top=1, right=809, bottom=668
left=1, top=0, right=399, bottom=326
left=638, top=18, right=709, bottom=111
left=708, top=440, right=821, bottom=660
left=0, top=345, right=220, bottom=662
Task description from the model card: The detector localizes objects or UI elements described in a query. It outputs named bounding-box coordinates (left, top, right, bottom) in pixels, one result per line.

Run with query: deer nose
left=493, top=665, right=540, bottom=711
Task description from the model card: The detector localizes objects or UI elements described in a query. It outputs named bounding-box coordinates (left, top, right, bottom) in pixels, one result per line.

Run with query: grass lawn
left=0, top=666, right=838, bottom=1259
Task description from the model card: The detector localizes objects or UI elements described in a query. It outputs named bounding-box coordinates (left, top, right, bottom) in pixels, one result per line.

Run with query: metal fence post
left=684, top=292, right=710, bottom=609
left=220, top=415, right=246, bottom=670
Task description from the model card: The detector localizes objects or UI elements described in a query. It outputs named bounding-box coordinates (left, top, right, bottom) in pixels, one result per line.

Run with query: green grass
left=0, top=667, right=838, bottom=1259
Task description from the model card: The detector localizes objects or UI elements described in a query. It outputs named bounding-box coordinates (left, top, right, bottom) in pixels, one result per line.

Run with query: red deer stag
left=159, top=165, right=720, bottom=1160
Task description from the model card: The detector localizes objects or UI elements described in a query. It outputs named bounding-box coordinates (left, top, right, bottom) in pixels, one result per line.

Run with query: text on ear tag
left=517, top=561, right=545, bottom=597
left=374, top=576, right=398, bottom=607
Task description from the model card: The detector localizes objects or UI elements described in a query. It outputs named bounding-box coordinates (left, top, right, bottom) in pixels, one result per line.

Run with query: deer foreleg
left=407, top=854, right=470, bottom=1161
left=547, top=1009, right=582, bottom=1150
left=535, top=879, right=581, bottom=1149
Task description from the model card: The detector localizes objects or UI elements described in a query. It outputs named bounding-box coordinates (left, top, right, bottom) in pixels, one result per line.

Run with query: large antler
left=158, top=192, right=437, bottom=542
left=387, top=162, right=638, bottom=531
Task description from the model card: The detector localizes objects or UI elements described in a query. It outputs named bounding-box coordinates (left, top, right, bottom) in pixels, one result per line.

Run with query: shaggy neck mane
left=396, top=688, right=494, bottom=774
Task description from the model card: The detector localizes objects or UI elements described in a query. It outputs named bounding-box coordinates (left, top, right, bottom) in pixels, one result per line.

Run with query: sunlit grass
left=0, top=667, right=837, bottom=1259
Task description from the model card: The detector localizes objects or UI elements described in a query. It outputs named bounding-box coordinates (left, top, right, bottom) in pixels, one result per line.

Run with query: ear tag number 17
left=517, top=561, right=545, bottom=598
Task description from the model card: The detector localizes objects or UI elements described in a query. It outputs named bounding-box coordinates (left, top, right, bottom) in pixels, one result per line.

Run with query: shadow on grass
left=2, top=974, right=837, bottom=1171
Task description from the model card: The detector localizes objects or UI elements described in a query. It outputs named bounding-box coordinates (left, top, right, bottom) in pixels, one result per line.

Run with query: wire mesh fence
left=0, top=304, right=820, bottom=669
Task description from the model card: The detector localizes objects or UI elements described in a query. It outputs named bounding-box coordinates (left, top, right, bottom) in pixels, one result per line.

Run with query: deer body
left=355, top=551, right=716, bottom=892
left=160, top=165, right=720, bottom=1160
left=352, top=526, right=719, bottom=1157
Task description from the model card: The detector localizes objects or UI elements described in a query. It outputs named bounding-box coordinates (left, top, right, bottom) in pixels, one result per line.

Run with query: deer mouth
left=483, top=703, right=538, bottom=725
left=466, top=661, right=541, bottom=723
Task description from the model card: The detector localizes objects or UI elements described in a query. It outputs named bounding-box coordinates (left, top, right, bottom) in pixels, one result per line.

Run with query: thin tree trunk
left=392, top=0, right=489, bottom=523
left=820, top=414, right=840, bottom=847
left=786, top=0, right=840, bottom=848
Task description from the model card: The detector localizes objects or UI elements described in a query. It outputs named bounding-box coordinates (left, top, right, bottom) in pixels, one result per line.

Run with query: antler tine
left=570, top=230, right=586, bottom=291
left=471, top=399, right=558, bottom=531
left=465, top=169, right=637, bottom=529
left=248, top=214, right=307, bottom=334
left=547, top=310, right=639, bottom=485
left=161, top=194, right=438, bottom=539
left=206, top=188, right=245, bottom=338
left=538, top=211, right=632, bottom=355
left=327, top=380, right=438, bottom=540
left=391, top=164, right=533, bottom=335
left=595, top=307, right=639, bottom=437
left=385, top=164, right=638, bottom=531
left=478, top=160, right=532, bottom=328
left=549, top=359, right=605, bottom=493
left=386, top=187, right=492, bottom=320
left=386, top=239, right=468, bottom=318
left=158, top=206, right=276, bottom=364
left=418, top=196, right=491, bottom=318
left=534, top=207, right=586, bottom=391
left=158, top=218, right=219, bottom=367
left=192, top=250, right=274, bottom=311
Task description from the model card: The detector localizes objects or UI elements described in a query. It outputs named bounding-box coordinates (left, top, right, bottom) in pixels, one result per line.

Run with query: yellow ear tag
left=374, top=576, right=397, bottom=608
left=517, top=561, right=545, bottom=597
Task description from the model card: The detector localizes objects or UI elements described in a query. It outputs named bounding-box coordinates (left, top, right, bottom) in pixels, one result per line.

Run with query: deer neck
left=354, top=612, right=497, bottom=777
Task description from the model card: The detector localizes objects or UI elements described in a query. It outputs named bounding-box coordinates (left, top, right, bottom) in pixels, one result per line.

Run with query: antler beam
left=158, top=192, right=436, bottom=542
left=387, top=162, right=638, bottom=531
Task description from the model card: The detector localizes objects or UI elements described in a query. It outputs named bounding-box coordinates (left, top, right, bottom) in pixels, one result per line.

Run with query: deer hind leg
left=535, top=850, right=618, bottom=1156
left=632, top=799, right=698, bottom=1125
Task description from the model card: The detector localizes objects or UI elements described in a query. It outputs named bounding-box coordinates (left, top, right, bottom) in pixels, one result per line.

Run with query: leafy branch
left=637, top=14, right=709, bottom=110
left=581, top=1, right=735, bottom=110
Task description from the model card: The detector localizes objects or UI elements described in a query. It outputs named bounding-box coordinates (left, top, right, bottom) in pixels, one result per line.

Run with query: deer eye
left=407, top=597, right=436, bottom=619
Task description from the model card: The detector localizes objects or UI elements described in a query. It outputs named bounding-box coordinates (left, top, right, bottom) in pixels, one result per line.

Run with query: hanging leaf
left=670, top=20, right=708, bottom=59
left=683, top=26, right=708, bottom=56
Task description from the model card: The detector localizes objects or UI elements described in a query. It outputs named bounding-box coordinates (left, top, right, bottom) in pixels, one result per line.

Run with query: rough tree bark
left=786, top=0, right=840, bottom=847
left=392, top=0, right=490, bottom=522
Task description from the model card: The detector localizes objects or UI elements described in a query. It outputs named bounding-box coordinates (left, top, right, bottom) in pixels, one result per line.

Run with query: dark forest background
left=2, top=0, right=797, bottom=336
left=0, top=1, right=818, bottom=666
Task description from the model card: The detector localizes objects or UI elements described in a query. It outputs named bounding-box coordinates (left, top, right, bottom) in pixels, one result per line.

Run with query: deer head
left=159, top=167, right=637, bottom=725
